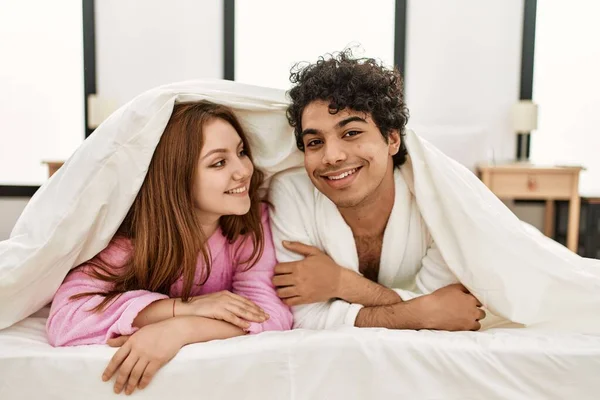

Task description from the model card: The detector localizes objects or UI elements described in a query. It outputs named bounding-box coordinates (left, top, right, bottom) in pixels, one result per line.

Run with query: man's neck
left=339, top=166, right=396, bottom=237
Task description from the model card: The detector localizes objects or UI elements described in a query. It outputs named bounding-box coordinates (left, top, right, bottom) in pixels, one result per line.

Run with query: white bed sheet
left=1, top=311, right=599, bottom=400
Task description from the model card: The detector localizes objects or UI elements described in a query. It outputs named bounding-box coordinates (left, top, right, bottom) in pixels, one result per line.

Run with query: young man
left=269, top=50, right=485, bottom=331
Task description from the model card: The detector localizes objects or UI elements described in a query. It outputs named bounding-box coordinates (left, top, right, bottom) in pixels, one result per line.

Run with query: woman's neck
left=196, top=211, right=220, bottom=238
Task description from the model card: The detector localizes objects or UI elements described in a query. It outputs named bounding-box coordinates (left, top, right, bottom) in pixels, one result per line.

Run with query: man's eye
left=344, top=130, right=361, bottom=138
left=306, top=139, right=323, bottom=147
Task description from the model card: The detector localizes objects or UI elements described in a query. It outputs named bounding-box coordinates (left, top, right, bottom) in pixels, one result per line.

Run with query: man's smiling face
left=300, top=100, right=401, bottom=208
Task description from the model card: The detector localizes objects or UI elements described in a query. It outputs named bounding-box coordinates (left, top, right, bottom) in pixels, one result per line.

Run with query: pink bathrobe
left=46, top=206, right=292, bottom=346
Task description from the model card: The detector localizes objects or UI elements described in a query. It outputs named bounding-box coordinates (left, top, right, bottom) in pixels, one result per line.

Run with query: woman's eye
left=239, top=149, right=247, bottom=157
left=211, top=160, right=225, bottom=168
left=344, top=130, right=361, bottom=138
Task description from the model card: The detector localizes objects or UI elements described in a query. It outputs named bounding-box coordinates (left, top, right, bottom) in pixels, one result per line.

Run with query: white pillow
left=0, top=80, right=303, bottom=330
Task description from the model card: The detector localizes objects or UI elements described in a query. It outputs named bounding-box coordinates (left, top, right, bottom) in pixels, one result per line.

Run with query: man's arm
left=274, top=242, right=484, bottom=331
left=273, top=241, right=403, bottom=307
left=355, top=301, right=422, bottom=329
left=337, top=268, right=402, bottom=307
left=337, top=238, right=460, bottom=307
left=269, top=175, right=365, bottom=329
left=355, top=284, right=485, bottom=331
left=274, top=240, right=421, bottom=308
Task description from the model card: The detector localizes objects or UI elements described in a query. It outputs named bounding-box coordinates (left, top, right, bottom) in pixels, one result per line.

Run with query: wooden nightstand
left=476, top=163, right=584, bottom=252
left=42, top=161, right=65, bottom=178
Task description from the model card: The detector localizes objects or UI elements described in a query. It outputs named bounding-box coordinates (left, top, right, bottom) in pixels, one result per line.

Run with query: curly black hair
left=286, top=49, right=409, bottom=167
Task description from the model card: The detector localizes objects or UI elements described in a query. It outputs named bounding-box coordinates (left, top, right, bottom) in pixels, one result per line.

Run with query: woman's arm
left=132, top=298, right=178, bottom=328
left=46, top=239, right=170, bottom=346
left=103, top=316, right=244, bottom=395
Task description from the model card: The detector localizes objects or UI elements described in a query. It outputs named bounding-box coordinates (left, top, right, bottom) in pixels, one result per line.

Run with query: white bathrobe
left=269, top=167, right=460, bottom=329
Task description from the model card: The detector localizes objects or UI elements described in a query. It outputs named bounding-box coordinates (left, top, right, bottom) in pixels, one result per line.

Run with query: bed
left=2, top=81, right=600, bottom=399
left=1, top=307, right=599, bottom=399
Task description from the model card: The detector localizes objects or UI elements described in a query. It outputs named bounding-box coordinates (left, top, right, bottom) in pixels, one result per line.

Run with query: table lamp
left=512, top=100, right=538, bottom=162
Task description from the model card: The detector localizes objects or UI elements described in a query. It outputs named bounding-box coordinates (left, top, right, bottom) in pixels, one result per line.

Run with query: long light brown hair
left=73, top=101, right=265, bottom=311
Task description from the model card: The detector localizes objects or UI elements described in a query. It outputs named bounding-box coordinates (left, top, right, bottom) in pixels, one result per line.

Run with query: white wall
left=95, top=0, right=223, bottom=108
left=405, top=0, right=524, bottom=163
left=0, top=0, right=84, bottom=185
left=531, top=1, right=600, bottom=197
left=1, top=0, right=224, bottom=239
left=235, top=0, right=396, bottom=90
left=235, top=1, right=526, bottom=165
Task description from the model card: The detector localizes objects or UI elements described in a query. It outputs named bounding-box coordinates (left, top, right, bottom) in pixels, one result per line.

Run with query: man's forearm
left=336, top=268, right=403, bottom=307
left=354, top=300, right=424, bottom=330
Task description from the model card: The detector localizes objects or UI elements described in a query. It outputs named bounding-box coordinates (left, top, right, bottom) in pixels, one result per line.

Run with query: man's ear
left=388, top=130, right=401, bottom=156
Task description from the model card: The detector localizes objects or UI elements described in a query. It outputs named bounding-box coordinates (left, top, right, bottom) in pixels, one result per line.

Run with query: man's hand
left=272, top=241, right=343, bottom=306
left=103, top=319, right=186, bottom=395
left=414, top=284, right=486, bottom=331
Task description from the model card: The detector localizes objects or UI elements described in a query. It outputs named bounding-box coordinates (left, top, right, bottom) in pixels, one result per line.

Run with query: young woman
left=46, top=101, right=293, bottom=395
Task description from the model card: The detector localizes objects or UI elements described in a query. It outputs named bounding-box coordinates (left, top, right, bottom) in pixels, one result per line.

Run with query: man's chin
left=309, top=177, right=363, bottom=207
left=324, top=191, right=365, bottom=209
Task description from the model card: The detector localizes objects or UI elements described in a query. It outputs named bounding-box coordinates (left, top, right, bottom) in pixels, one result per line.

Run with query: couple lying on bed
left=47, top=50, right=484, bottom=394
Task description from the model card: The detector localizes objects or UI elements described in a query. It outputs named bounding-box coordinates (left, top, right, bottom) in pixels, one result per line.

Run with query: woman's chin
left=222, top=200, right=251, bottom=216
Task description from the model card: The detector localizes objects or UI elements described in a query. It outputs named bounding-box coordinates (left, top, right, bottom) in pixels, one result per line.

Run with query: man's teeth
left=227, top=186, right=247, bottom=194
left=326, top=168, right=357, bottom=180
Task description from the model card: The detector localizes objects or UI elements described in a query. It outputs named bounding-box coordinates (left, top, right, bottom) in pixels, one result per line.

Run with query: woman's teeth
left=226, top=186, right=247, bottom=194
left=326, top=168, right=357, bottom=180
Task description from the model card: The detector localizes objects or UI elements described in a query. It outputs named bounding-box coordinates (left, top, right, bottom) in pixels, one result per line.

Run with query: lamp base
left=516, top=132, right=531, bottom=162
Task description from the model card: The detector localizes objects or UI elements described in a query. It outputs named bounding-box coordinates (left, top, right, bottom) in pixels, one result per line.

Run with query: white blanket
left=403, top=134, right=600, bottom=333
left=2, top=310, right=600, bottom=400
left=0, top=79, right=599, bottom=333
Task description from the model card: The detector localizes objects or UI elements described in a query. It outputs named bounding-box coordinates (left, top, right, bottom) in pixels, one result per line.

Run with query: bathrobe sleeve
left=269, top=171, right=365, bottom=330
left=394, top=238, right=460, bottom=301
left=46, top=238, right=169, bottom=346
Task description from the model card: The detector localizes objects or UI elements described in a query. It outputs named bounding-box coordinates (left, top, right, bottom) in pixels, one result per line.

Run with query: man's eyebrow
left=335, top=116, right=367, bottom=129
left=299, top=128, right=319, bottom=142
left=299, top=116, right=366, bottom=140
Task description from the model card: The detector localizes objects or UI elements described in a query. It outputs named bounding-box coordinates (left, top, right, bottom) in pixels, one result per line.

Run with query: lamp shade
left=512, top=100, right=538, bottom=133
left=87, top=94, right=117, bottom=129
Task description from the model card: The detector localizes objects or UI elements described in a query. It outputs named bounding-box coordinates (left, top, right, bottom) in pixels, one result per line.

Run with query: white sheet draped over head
left=0, top=80, right=599, bottom=333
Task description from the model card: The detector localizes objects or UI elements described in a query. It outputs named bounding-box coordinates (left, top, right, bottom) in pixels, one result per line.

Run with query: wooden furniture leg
left=544, top=200, right=555, bottom=238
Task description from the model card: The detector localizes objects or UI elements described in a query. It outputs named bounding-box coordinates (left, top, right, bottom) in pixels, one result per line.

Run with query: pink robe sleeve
left=231, top=205, right=293, bottom=334
left=46, top=238, right=169, bottom=346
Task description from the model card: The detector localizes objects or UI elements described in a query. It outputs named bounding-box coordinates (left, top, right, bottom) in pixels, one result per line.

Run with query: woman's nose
left=232, top=158, right=252, bottom=181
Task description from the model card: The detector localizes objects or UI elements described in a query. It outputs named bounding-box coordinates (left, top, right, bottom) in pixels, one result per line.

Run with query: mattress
left=1, top=311, right=600, bottom=399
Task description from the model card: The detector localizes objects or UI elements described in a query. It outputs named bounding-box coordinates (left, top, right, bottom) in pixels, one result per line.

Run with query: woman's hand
left=176, top=290, right=269, bottom=329
left=102, top=319, right=186, bottom=395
